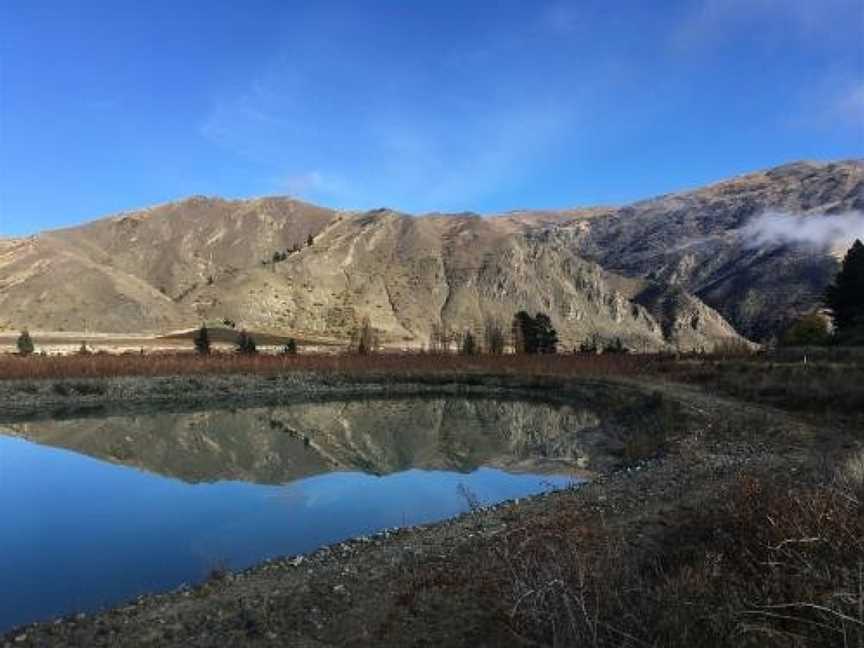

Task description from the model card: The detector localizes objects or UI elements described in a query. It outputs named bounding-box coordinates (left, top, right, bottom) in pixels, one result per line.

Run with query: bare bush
left=711, top=338, right=756, bottom=358
left=502, top=476, right=864, bottom=647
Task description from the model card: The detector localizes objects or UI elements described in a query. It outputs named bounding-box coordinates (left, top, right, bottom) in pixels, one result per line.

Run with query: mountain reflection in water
left=4, top=396, right=605, bottom=483
left=0, top=396, right=602, bottom=632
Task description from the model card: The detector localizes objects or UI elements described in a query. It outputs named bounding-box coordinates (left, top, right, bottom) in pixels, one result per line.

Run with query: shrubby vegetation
left=781, top=312, right=830, bottom=346
left=235, top=330, right=257, bottom=354
left=16, top=330, right=34, bottom=356
left=503, top=473, right=863, bottom=647
left=579, top=335, right=628, bottom=354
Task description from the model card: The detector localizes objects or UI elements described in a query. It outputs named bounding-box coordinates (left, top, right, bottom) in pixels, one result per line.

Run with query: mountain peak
left=2, top=160, right=861, bottom=346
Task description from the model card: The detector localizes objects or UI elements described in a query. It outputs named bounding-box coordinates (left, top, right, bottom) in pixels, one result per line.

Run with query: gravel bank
left=0, top=376, right=851, bottom=646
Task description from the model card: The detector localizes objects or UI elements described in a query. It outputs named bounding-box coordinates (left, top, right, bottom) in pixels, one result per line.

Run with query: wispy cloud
left=347, top=98, right=576, bottom=212
left=741, top=211, right=864, bottom=250
left=199, top=48, right=580, bottom=212
left=834, top=81, right=864, bottom=125
left=275, top=171, right=353, bottom=202
left=785, top=74, right=864, bottom=132
left=672, top=0, right=861, bottom=50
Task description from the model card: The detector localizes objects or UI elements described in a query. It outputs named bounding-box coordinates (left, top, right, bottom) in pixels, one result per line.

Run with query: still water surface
left=0, top=397, right=593, bottom=631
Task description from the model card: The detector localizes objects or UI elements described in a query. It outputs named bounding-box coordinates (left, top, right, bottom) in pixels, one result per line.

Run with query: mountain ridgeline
left=1, top=160, right=861, bottom=349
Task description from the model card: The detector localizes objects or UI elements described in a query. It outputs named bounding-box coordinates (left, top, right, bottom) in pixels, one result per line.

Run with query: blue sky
left=1, top=0, right=862, bottom=235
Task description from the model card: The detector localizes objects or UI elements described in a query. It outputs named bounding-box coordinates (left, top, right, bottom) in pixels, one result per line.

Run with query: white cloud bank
left=741, top=211, right=864, bottom=249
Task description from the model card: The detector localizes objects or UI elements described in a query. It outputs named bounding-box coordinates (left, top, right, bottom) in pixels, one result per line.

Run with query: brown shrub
left=502, top=475, right=864, bottom=647
left=0, top=351, right=655, bottom=382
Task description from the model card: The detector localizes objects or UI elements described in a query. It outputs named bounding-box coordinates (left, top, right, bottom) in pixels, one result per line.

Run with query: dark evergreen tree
left=193, top=325, right=211, bottom=354
left=825, top=239, right=864, bottom=343
left=534, top=313, right=558, bottom=354
left=16, top=330, right=34, bottom=356
left=236, top=330, right=257, bottom=354
left=511, top=311, right=557, bottom=354
left=511, top=311, right=537, bottom=353
left=460, top=331, right=477, bottom=355
left=307, top=234, right=314, bottom=247
left=282, top=338, right=298, bottom=355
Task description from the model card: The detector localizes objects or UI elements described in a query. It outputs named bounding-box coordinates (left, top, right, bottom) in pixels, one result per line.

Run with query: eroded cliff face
left=209, top=213, right=676, bottom=349
left=562, top=160, right=864, bottom=339
left=2, top=397, right=614, bottom=484
left=1, top=160, right=860, bottom=346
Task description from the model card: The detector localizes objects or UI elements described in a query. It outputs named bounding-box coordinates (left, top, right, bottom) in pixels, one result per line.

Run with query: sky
left=0, top=0, right=862, bottom=236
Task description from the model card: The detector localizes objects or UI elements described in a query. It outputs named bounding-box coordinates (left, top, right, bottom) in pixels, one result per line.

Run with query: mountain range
left=1, top=160, right=861, bottom=350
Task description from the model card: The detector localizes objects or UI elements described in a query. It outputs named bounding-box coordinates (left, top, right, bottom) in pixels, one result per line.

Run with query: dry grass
left=665, top=361, right=864, bottom=421
left=502, top=474, right=864, bottom=647
left=0, top=351, right=656, bottom=382
left=5, top=351, right=863, bottom=428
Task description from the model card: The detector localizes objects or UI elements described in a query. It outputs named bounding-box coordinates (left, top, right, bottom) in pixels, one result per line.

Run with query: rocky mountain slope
left=557, top=160, right=864, bottom=339
left=1, top=160, right=860, bottom=348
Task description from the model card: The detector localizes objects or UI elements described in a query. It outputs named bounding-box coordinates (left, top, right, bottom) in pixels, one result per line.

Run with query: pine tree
left=282, top=338, right=298, bottom=355
left=236, top=330, right=257, bottom=354
left=16, top=330, right=34, bottom=356
left=460, top=331, right=477, bottom=355
left=194, top=325, right=211, bottom=354
left=825, top=239, right=864, bottom=342
left=534, top=313, right=558, bottom=354
left=510, top=312, right=557, bottom=354
left=512, top=311, right=536, bottom=353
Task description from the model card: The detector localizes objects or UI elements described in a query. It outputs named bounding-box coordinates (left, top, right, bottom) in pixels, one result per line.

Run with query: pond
left=0, top=396, right=601, bottom=632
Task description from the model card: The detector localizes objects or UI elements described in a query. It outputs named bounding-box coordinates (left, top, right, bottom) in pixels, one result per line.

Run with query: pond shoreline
left=0, top=372, right=644, bottom=423
left=1, top=374, right=855, bottom=646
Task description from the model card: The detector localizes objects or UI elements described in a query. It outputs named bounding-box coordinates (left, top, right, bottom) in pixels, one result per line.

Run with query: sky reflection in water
left=0, top=434, right=575, bottom=632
